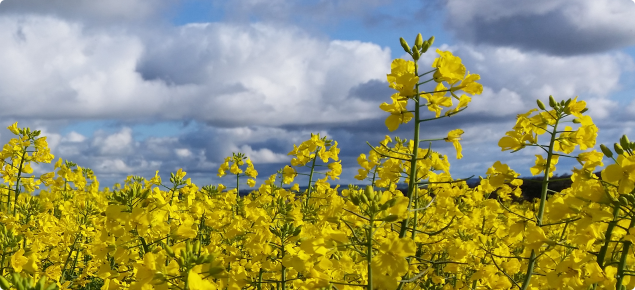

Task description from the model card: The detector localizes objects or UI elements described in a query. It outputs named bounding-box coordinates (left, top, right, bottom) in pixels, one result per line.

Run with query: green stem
left=615, top=217, right=635, bottom=290
left=520, top=116, right=560, bottom=290
left=12, top=149, right=28, bottom=216
left=305, top=147, right=320, bottom=206
left=598, top=205, right=621, bottom=268
left=396, top=49, right=422, bottom=290
left=367, top=216, right=374, bottom=290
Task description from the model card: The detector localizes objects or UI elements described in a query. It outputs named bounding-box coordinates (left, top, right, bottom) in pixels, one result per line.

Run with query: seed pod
left=548, top=95, right=557, bottom=108
left=165, top=246, right=175, bottom=257
left=0, top=276, right=11, bottom=290
left=203, top=255, right=215, bottom=263
left=383, top=215, right=399, bottom=222
left=536, top=100, right=546, bottom=110
left=350, top=195, right=360, bottom=206
left=600, top=144, right=613, bottom=158
left=186, top=241, right=192, bottom=255
left=292, top=225, right=302, bottom=237
left=194, top=240, right=201, bottom=254
left=35, top=276, right=47, bottom=290
left=414, top=33, right=423, bottom=49
left=360, top=193, right=369, bottom=205
left=614, top=143, right=624, bottom=155
left=400, top=37, right=411, bottom=53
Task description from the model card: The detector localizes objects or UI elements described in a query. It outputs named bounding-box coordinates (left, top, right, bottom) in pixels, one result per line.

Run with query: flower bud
left=412, top=48, right=420, bottom=60
left=620, top=135, right=630, bottom=151
left=619, top=196, right=628, bottom=206
left=548, top=95, right=557, bottom=108
left=421, top=36, right=434, bottom=53
left=572, top=118, right=581, bottom=124
left=415, top=33, right=423, bottom=49
left=536, top=100, right=546, bottom=110
left=400, top=37, right=411, bottom=53
left=600, top=144, right=613, bottom=158
left=613, top=143, right=624, bottom=155
left=614, top=143, right=624, bottom=155
left=364, top=185, right=375, bottom=201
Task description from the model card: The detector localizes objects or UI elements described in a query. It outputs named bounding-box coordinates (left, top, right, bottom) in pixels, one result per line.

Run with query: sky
left=1, top=0, right=635, bottom=191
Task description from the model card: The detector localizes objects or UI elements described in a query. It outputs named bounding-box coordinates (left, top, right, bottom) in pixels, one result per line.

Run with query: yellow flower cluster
left=0, top=33, right=633, bottom=290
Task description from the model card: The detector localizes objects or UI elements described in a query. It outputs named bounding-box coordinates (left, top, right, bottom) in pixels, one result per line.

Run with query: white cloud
left=0, top=17, right=390, bottom=127
left=236, top=144, right=289, bottom=163
left=0, top=0, right=172, bottom=24
left=92, top=127, right=135, bottom=155
left=174, top=148, right=192, bottom=158
left=63, top=131, right=86, bottom=143
left=445, top=0, right=635, bottom=55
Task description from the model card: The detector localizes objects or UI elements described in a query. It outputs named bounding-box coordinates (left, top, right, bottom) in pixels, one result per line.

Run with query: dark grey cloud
left=445, top=0, right=635, bottom=56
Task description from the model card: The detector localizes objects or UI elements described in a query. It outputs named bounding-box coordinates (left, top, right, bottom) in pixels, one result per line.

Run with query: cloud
left=0, top=16, right=390, bottom=127
left=425, top=44, right=634, bottom=121
left=0, top=0, right=174, bottom=24
left=445, top=0, right=635, bottom=55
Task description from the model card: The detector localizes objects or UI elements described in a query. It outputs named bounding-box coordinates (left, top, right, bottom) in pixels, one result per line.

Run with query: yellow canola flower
left=387, top=59, right=418, bottom=98
left=530, top=154, right=559, bottom=177
left=422, top=83, right=453, bottom=118
left=11, top=248, right=28, bottom=273
left=445, top=129, right=464, bottom=159
left=379, top=93, right=413, bottom=132
left=450, top=72, right=483, bottom=95
left=432, top=49, right=466, bottom=85
left=602, top=155, right=635, bottom=194
left=7, top=122, right=20, bottom=135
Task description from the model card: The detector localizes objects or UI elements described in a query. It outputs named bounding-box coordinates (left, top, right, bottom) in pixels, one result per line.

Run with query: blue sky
left=1, top=0, right=635, bottom=191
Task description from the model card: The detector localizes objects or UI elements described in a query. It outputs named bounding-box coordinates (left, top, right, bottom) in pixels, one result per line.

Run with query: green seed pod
left=0, top=276, right=11, bottom=290
left=383, top=215, right=399, bottom=222
left=548, top=95, right=557, bottom=108
left=620, top=135, right=631, bottom=151
left=186, top=241, right=192, bottom=255
left=165, top=246, right=175, bottom=257
left=414, top=33, right=423, bottom=49
left=600, top=144, right=613, bottom=158
left=360, top=192, right=369, bottom=205
left=399, top=37, right=411, bottom=53
left=203, top=255, right=215, bottom=263
left=615, top=143, right=624, bottom=155
left=195, top=254, right=205, bottom=264
left=292, top=225, right=302, bottom=237
left=194, top=240, right=201, bottom=254
left=536, top=99, right=546, bottom=110
left=36, top=276, right=47, bottom=290
left=45, top=282, right=58, bottom=290
left=350, top=195, right=360, bottom=206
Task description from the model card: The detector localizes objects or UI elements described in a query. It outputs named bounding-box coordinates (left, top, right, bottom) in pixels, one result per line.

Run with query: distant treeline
left=238, top=172, right=603, bottom=202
